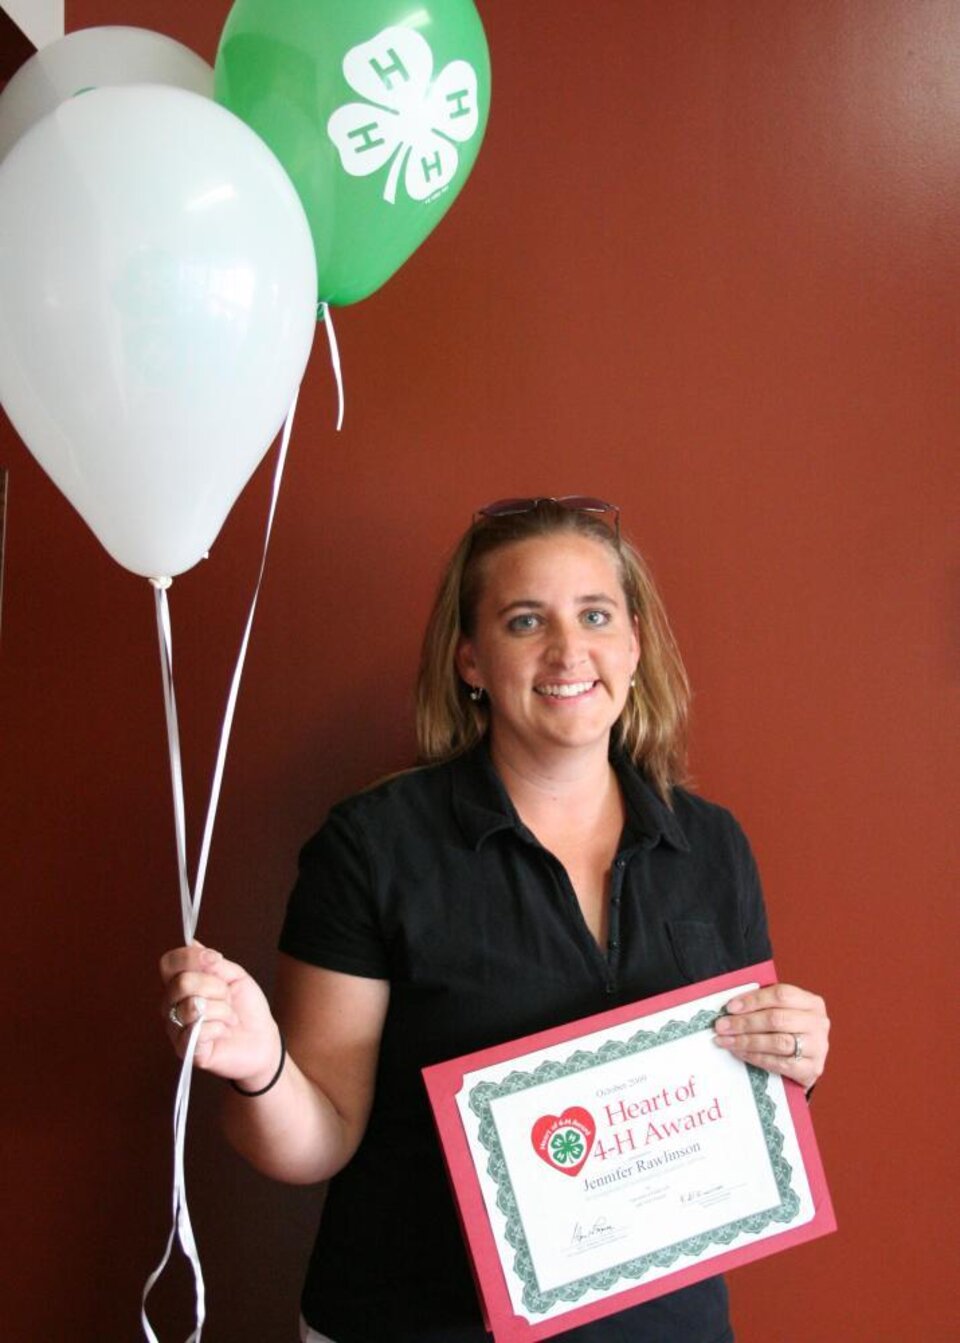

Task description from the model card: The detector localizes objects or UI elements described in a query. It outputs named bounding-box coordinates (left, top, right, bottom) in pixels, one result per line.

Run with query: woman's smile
left=533, top=679, right=599, bottom=700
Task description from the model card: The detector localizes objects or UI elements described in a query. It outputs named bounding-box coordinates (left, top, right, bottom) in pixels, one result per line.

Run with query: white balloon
left=0, top=26, right=214, bottom=162
left=0, top=85, right=317, bottom=579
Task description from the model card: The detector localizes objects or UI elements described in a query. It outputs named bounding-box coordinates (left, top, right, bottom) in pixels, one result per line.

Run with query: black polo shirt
left=280, top=742, right=772, bottom=1343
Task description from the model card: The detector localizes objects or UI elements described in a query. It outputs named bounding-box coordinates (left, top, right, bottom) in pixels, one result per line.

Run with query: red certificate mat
left=423, top=962, right=835, bottom=1342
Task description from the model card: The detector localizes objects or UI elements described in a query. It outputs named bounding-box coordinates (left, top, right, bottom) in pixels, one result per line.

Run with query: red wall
left=2, top=2, right=956, bottom=1338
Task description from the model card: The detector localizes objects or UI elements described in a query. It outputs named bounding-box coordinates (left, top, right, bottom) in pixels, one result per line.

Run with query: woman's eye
left=507, top=613, right=541, bottom=632
left=581, top=609, right=611, bottom=627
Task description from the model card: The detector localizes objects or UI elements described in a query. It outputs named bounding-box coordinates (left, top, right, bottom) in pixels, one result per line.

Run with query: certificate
left=423, top=962, right=835, bottom=1342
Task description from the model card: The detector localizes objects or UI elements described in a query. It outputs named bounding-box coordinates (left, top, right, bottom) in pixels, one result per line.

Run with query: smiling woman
left=453, top=532, right=641, bottom=769
left=159, top=496, right=831, bottom=1343
left=418, top=498, right=690, bottom=802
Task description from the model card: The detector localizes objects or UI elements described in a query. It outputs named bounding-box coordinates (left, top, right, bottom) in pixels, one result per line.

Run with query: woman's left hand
left=713, top=983, right=830, bottom=1092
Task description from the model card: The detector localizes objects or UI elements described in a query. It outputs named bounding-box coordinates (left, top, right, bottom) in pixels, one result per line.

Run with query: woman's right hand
left=159, top=943, right=280, bottom=1088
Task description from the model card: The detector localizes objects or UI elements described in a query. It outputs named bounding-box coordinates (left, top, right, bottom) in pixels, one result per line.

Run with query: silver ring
left=792, top=1033, right=803, bottom=1060
left=169, top=1001, right=186, bottom=1031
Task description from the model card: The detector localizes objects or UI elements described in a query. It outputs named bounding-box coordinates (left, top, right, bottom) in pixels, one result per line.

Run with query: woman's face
left=456, top=533, right=640, bottom=767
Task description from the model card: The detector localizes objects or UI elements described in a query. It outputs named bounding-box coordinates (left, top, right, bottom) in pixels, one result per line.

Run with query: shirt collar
left=612, top=747, right=690, bottom=853
left=449, top=740, right=523, bottom=848
left=449, top=740, right=690, bottom=854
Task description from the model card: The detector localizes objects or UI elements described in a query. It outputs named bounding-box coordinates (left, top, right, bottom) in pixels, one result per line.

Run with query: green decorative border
left=467, top=1009, right=800, bottom=1316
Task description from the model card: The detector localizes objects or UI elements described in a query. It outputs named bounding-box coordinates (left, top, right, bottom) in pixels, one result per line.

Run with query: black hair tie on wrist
left=230, top=1030, right=286, bottom=1097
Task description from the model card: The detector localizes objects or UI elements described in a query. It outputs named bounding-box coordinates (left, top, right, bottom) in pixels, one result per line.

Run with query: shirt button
left=609, top=938, right=619, bottom=950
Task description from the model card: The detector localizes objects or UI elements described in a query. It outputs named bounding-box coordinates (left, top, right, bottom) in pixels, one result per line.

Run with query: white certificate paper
left=424, top=965, right=834, bottom=1340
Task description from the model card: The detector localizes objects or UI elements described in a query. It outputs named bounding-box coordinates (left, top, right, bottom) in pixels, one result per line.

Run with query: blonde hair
left=415, top=502, right=690, bottom=801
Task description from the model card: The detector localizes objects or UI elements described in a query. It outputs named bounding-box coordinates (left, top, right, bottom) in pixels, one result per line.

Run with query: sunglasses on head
left=474, top=496, right=620, bottom=536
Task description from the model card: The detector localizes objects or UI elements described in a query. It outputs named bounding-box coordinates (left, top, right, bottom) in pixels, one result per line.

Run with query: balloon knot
left=149, top=575, right=173, bottom=591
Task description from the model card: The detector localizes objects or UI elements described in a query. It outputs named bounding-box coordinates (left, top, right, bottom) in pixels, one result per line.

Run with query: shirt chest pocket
left=665, top=918, right=741, bottom=984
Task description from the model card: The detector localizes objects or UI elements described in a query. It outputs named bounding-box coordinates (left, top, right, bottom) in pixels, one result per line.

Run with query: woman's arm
left=161, top=946, right=389, bottom=1185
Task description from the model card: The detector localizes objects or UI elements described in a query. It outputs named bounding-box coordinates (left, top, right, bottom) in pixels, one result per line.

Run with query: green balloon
left=215, top=0, right=491, bottom=306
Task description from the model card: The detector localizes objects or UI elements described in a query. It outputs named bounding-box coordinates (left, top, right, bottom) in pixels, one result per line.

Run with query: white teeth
left=535, top=681, right=596, bottom=698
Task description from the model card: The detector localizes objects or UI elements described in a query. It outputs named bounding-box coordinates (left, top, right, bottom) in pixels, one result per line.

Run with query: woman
left=161, top=497, right=830, bottom=1343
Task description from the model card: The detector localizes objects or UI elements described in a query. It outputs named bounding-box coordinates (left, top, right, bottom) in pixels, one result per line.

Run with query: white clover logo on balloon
left=327, top=26, right=480, bottom=206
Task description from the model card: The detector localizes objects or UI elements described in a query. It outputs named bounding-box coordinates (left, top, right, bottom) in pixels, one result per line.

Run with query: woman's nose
left=545, top=621, right=586, bottom=666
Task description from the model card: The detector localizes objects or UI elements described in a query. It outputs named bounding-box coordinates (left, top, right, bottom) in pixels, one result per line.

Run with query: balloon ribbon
left=141, top=391, right=300, bottom=1342
left=319, top=302, right=344, bottom=431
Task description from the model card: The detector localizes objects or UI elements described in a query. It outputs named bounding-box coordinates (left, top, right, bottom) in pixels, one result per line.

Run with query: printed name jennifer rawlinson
left=583, top=1143, right=702, bottom=1190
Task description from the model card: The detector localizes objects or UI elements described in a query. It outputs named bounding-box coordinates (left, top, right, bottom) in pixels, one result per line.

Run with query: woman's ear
left=455, top=636, right=478, bottom=686
left=631, top=615, right=641, bottom=672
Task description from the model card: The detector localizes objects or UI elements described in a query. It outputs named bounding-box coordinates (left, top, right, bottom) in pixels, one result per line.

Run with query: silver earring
left=468, top=685, right=484, bottom=702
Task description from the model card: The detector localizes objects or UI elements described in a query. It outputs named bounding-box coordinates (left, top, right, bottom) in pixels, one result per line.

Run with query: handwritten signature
left=570, top=1217, right=617, bottom=1247
left=681, top=1185, right=725, bottom=1205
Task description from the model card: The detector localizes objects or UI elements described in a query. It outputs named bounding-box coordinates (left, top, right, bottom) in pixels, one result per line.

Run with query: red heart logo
left=530, top=1106, right=596, bottom=1177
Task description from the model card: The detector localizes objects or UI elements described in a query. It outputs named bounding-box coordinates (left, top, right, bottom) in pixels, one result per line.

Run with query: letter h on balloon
left=347, top=121, right=388, bottom=154
left=370, top=47, right=410, bottom=91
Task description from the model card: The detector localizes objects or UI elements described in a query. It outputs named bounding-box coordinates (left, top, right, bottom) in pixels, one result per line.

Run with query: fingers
left=165, top=1012, right=237, bottom=1069
left=162, top=974, right=233, bottom=1036
left=724, top=983, right=826, bottom=1017
left=163, top=978, right=241, bottom=1066
left=715, top=1006, right=818, bottom=1042
left=160, top=944, right=231, bottom=985
left=159, top=943, right=279, bottom=1083
left=160, top=944, right=247, bottom=1064
left=714, top=1028, right=800, bottom=1059
left=714, top=1028, right=815, bottom=1077
left=714, top=982, right=830, bottom=1089
left=163, top=990, right=239, bottom=1032
left=717, top=984, right=829, bottom=1043
left=714, top=1035, right=821, bottom=1090
left=160, top=945, right=249, bottom=1016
